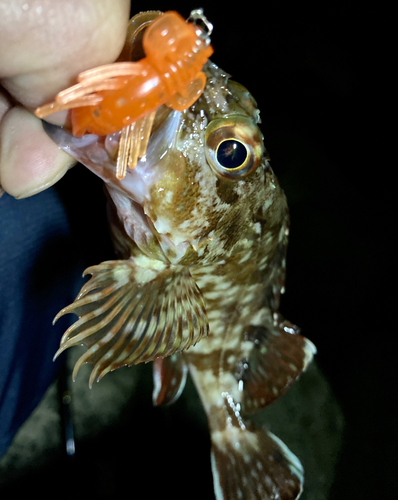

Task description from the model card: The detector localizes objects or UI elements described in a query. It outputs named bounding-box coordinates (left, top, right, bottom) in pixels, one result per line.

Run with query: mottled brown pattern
left=211, top=426, right=303, bottom=500
left=234, top=323, right=310, bottom=413
left=51, top=57, right=315, bottom=500
left=215, top=179, right=240, bottom=205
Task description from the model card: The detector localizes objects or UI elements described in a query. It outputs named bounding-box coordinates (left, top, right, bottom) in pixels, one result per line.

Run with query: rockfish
left=43, top=28, right=315, bottom=500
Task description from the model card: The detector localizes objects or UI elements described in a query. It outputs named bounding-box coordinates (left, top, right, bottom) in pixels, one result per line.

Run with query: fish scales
left=41, top=13, right=316, bottom=500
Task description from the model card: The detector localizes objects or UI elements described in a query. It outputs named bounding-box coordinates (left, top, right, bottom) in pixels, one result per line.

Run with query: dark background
left=1, top=1, right=392, bottom=498
left=210, top=2, right=391, bottom=498
left=154, top=1, right=392, bottom=498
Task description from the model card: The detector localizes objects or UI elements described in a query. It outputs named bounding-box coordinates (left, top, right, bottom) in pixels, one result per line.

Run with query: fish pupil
left=217, top=139, right=247, bottom=169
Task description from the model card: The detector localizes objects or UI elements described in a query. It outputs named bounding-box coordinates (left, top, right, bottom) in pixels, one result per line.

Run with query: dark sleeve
left=0, top=185, right=83, bottom=456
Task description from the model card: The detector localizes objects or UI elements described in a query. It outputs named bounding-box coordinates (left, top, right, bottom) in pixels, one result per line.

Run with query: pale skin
left=0, top=0, right=131, bottom=199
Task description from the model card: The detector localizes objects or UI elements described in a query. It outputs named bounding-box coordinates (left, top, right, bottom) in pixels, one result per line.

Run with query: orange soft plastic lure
left=35, top=10, right=213, bottom=179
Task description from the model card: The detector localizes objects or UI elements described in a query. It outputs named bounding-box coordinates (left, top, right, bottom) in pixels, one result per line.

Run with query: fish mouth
left=42, top=109, right=181, bottom=204
left=116, top=109, right=182, bottom=204
left=43, top=111, right=190, bottom=262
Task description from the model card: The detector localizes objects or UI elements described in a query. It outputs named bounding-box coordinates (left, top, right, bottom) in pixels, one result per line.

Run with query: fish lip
left=117, top=110, right=182, bottom=203
left=42, top=111, right=182, bottom=205
left=41, top=121, right=161, bottom=247
left=43, top=114, right=193, bottom=262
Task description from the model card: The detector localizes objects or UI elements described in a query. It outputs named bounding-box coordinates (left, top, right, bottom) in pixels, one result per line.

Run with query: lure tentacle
left=34, top=10, right=213, bottom=178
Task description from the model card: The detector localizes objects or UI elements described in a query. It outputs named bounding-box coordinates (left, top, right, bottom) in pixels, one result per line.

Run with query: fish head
left=43, top=63, right=287, bottom=267
left=123, top=63, right=288, bottom=267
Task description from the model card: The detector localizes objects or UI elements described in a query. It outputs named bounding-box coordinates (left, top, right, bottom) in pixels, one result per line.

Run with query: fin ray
left=152, top=354, right=188, bottom=406
left=54, top=257, right=208, bottom=383
left=54, top=287, right=133, bottom=357
left=211, top=425, right=303, bottom=500
left=235, top=320, right=316, bottom=413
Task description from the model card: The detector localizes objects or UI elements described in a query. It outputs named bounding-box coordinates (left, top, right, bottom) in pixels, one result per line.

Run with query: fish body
left=45, top=61, right=315, bottom=499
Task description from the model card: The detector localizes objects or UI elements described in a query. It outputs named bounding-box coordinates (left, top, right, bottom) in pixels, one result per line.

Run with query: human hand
left=0, top=0, right=130, bottom=199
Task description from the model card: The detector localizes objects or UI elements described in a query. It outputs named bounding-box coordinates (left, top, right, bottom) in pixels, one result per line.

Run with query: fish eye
left=216, top=139, right=248, bottom=169
left=205, top=117, right=264, bottom=179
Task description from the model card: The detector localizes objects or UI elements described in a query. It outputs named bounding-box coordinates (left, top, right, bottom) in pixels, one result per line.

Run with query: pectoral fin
left=235, top=320, right=316, bottom=413
left=54, top=257, right=208, bottom=387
